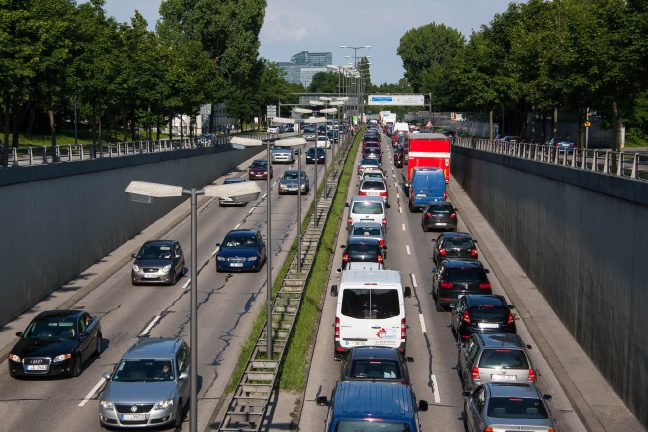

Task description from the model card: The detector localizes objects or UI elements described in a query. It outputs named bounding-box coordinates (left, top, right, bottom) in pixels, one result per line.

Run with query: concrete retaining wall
left=451, top=146, right=648, bottom=427
left=0, top=146, right=261, bottom=326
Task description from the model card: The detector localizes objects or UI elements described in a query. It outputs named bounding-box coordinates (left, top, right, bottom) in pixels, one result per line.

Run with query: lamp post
left=125, top=179, right=261, bottom=432
left=292, top=107, right=315, bottom=273
left=303, top=116, right=327, bottom=226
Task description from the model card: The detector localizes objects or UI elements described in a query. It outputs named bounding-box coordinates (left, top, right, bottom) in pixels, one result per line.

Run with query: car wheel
left=435, top=296, right=445, bottom=312
left=168, top=271, right=177, bottom=286
left=422, top=224, right=428, bottom=232
left=95, top=334, right=103, bottom=356
left=71, top=355, right=82, bottom=377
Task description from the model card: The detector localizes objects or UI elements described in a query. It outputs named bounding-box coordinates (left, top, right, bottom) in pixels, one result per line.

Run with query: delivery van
left=408, top=167, right=447, bottom=212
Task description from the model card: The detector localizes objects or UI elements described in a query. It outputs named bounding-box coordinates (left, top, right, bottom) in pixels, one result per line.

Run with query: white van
left=331, top=270, right=411, bottom=358
left=394, top=122, right=409, bottom=133
left=347, top=196, right=386, bottom=228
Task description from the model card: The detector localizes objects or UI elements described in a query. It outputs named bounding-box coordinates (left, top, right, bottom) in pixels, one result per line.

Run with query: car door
left=77, top=314, right=94, bottom=362
left=257, top=232, right=266, bottom=261
left=453, top=298, right=466, bottom=334
left=459, top=337, right=476, bottom=385
left=433, top=234, right=443, bottom=264
left=174, top=243, right=184, bottom=274
left=175, top=343, right=190, bottom=403
left=468, top=386, right=486, bottom=432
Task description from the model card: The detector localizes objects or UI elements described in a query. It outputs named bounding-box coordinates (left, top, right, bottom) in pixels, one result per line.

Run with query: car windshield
left=224, top=178, right=244, bottom=184
left=479, top=349, right=530, bottom=369
left=427, top=204, right=453, bottom=214
left=352, top=202, right=384, bottom=215
left=470, top=305, right=508, bottom=320
left=347, top=243, right=380, bottom=260
left=335, top=421, right=410, bottom=432
left=23, top=316, right=77, bottom=340
left=137, top=244, right=173, bottom=260
left=223, top=235, right=257, bottom=248
left=361, top=181, right=386, bottom=191
left=443, top=268, right=485, bottom=283
left=251, top=161, right=267, bottom=168
left=352, top=226, right=382, bottom=236
left=361, top=159, right=379, bottom=166
left=486, top=397, right=548, bottom=419
left=273, top=146, right=290, bottom=151
left=350, top=360, right=402, bottom=380
left=444, top=238, right=474, bottom=248
left=112, top=359, right=174, bottom=382
left=341, top=289, right=399, bottom=319
left=283, top=172, right=301, bottom=180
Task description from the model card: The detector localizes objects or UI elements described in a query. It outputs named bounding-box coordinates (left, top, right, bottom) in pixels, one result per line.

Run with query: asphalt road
left=298, top=132, right=587, bottom=432
left=0, top=139, right=337, bottom=432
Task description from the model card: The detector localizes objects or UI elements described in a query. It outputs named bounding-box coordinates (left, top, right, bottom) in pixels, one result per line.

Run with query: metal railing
left=1, top=132, right=275, bottom=168
left=455, top=137, right=648, bottom=181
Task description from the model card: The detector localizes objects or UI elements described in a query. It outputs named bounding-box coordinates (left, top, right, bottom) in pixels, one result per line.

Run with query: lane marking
left=78, top=377, right=106, bottom=407
left=431, top=374, right=441, bottom=404
left=418, top=313, right=427, bottom=333
left=211, top=246, right=220, bottom=257
left=410, top=273, right=418, bottom=288
left=140, top=315, right=160, bottom=336
left=402, top=223, right=406, bottom=231
left=262, top=193, right=268, bottom=199
left=396, top=193, right=400, bottom=199
left=248, top=206, right=256, bottom=214
left=406, top=245, right=411, bottom=255
left=234, top=223, right=241, bottom=230
left=399, top=206, right=402, bottom=213
left=182, top=279, right=191, bottom=290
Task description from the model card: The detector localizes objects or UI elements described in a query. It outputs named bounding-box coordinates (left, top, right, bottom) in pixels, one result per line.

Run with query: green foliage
left=308, top=72, right=339, bottom=93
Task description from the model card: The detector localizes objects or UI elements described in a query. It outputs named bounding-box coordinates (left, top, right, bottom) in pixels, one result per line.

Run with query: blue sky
left=96, top=0, right=514, bottom=84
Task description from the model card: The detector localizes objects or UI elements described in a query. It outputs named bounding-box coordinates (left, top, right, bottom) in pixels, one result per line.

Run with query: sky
left=97, top=0, right=514, bottom=84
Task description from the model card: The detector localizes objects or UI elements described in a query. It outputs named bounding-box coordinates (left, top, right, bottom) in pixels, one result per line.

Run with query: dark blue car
left=216, top=229, right=266, bottom=272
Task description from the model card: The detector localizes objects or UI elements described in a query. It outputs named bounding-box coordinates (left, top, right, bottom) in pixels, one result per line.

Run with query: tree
left=308, top=72, right=338, bottom=93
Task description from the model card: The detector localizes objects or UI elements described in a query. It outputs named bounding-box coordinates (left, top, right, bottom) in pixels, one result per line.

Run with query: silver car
left=279, top=169, right=309, bottom=194
left=463, top=383, right=556, bottom=432
left=219, top=177, right=249, bottom=206
left=271, top=145, right=295, bottom=164
left=347, top=222, right=387, bottom=258
left=100, top=338, right=190, bottom=429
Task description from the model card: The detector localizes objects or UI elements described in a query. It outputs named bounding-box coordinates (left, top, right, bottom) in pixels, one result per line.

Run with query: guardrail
left=1, top=133, right=275, bottom=168
left=455, top=137, right=648, bottom=181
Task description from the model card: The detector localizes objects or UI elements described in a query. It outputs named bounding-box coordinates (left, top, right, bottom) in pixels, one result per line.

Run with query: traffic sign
left=584, top=121, right=591, bottom=127
left=267, top=105, right=277, bottom=119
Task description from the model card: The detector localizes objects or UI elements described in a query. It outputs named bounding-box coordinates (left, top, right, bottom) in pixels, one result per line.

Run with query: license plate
left=435, top=222, right=447, bottom=226
left=360, top=219, right=373, bottom=222
left=143, top=273, right=158, bottom=278
left=491, top=374, right=516, bottom=381
left=230, top=263, right=243, bottom=267
left=26, top=365, right=48, bottom=371
left=478, top=323, right=500, bottom=329
left=121, top=414, right=147, bottom=421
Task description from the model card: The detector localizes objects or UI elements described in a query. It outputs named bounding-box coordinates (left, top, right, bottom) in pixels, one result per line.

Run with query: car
left=359, top=179, right=388, bottom=204
left=219, top=177, right=249, bottom=206
left=548, top=137, right=576, bottom=153
left=463, top=383, right=555, bottom=432
left=327, top=130, right=339, bottom=143
left=271, top=145, right=295, bottom=164
left=198, top=133, right=215, bottom=146
left=248, top=159, right=273, bottom=180
left=347, top=222, right=386, bottom=256
left=433, top=232, right=478, bottom=266
left=279, top=169, right=309, bottom=194
left=131, top=240, right=185, bottom=285
left=340, top=347, right=411, bottom=384
left=303, top=126, right=317, bottom=141
left=357, top=158, right=381, bottom=176
left=360, top=170, right=386, bottom=183
left=305, top=147, right=326, bottom=164
left=99, top=337, right=190, bottom=429
left=347, top=196, right=386, bottom=227
left=451, top=295, right=516, bottom=342
left=363, top=146, right=382, bottom=162
left=341, top=237, right=385, bottom=269
left=279, top=123, right=295, bottom=133
left=216, top=229, right=267, bottom=272
left=362, top=140, right=380, bottom=152
left=394, top=146, right=404, bottom=168
left=422, top=202, right=457, bottom=232
left=432, top=259, right=492, bottom=311
left=267, top=125, right=279, bottom=133
left=316, top=134, right=331, bottom=149
left=8, top=309, right=102, bottom=378
left=498, top=135, right=521, bottom=143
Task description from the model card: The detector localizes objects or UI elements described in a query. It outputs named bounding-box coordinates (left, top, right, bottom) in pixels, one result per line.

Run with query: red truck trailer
left=404, top=133, right=451, bottom=184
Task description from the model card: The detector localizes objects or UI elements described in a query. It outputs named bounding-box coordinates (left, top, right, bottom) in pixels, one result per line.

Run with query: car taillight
left=444, top=191, right=447, bottom=200
left=439, top=248, right=447, bottom=255
left=343, top=253, right=349, bottom=263
left=479, top=283, right=491, bottom=289
left=470, top=247, right=478, bottom=257
left=472, top=367, right=480, bottom=381
left=528, top=369, right=536, bottom=382
left=335, top=317, right=340, bottom=339
left=359, top=191, right=367, bottom=196
left=440, top=282, right=453, bottom=289
left=507, top=313, right=515, bottom=325
left=450, top=213, right=456, bottom=219
left=483, top=427, right=493, bottom=432
left=381, top=218, right=387, bottom=225
left=379, top=191, right=387, bottom=196
left=462, top=310, right=471, bottom=324
left=401, top=318, right=406, bottom=341
left=377, top=255, right=383, bottom=263
left=348, top=218, right=353, bottom=225
left=378, top=239, right=385, bottom=247
left=425, top=212, right=432, bottom=218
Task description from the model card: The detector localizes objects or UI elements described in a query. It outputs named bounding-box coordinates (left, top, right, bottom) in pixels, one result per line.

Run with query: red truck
left=404, top=133, right=451, bottom=184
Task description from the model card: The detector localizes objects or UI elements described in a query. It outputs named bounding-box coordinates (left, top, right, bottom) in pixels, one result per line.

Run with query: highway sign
left=267, top=105, right=277, bottom=119
left=367, top=94, right=425, bottom=106
left=584, top=121, right=591, bottom=127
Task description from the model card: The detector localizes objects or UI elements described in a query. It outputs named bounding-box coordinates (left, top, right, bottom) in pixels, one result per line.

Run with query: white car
left=267, top=125, right=279, bottom=133
left=316, top=135, right=331, bottom=149
left=361, top=171, right=386, bottom=183
left=347, top=196, right=386, bottom=228
left=359, top=179, right=388, bottom=204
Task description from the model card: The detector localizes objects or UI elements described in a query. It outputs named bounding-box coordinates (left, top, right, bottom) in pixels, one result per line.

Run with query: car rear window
left=341, top=289, right=400, bottom=319
left=444, top=238, right=474, bottom=248
left=362, top=181, right=386, bottom=190
left=335, top=421, right=410, bottom=432
left=443, top=268, right=485, bottom=283
left=352, top=202, right=384, bottom=215
left=479, top=349, right=529, bottom=369
left=347, top=243, right=380, bottom=260
left=469, top=305, right=508, bottom=320
left=352, top=227, right=382, bottom=236
left=486, top=397, right=548, bottom=419
left=350, top=360, right=402, bottom=380
left=283, top=172, right=300, bottom=179
left=427, top=204, right=453, bottom=214
left=360, top=159, right=379, bottom=166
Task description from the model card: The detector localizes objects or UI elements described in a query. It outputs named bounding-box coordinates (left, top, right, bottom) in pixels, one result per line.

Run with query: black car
left=433, top=232, right=478, bottom=267
left=340, top=237, right=385, bottom=269
left=363, top=147, right=382, bottom=162
left=340, top=347, right=411, bottom=384
left=8, top=310, right=102, bottom=378
left=131, top=240, right=185, bottom=285
left=393, top=146, right=403, bottom=168
left=305, top=147, right=326, bottom=164
left=451, top=295, right=516, bottom=342
left=422, top=202, right=457, bottom=232
left=432, top=259, right=492, bottom=311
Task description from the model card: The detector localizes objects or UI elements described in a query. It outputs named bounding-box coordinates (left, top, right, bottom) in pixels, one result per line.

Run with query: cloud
left=261, top=12, right=308, bottom=43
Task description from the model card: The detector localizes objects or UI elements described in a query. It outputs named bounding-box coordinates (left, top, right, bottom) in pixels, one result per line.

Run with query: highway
left=0, top=139, right=335, bottom=432
left=298, top=131, right=588, bottom=431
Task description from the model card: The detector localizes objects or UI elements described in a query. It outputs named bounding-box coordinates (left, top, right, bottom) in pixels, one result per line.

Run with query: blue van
left=408, top=167, right=446, bottom=212
left=317, top=381, right=428, bottom=431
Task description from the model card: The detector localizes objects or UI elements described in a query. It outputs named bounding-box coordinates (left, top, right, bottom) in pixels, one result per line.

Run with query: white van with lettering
left=330, top=270, right=411, bottom=359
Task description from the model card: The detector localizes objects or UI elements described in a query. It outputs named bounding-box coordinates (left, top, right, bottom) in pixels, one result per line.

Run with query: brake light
left=382, top=218, right=387, bottom=225
left=377, top=255, right=383, bottom=263
left=401, top=318, right=406, bottom=341
left=343, top=253, right=349, bottom=263
left=440, top=282, right=453, bottom=289
left=528, top=369, right=536, bottom=382
left=439, top=248, right=447, bottom=255
left=425, top=212, right=432, bottom=218
left=507, top=313, right=515, bottom=325
left=443, top=191, right=447, bottom=200
left=348, top=217, right=353, bottom=225
left=470, top=247, right=478, bottom=257
left=359, top=191, right=367, bottom=196
left=450, top=213, right=456, bottom=219
left=483, top=427, right=493, bottom=432
left=379, top=191, right=387, bottom=196
left=462, top=310, right=471, bottom=324
left=378, top=239, right=385, bottom=247
left=335, top=317, right=340, bottom=340
left=479, top=283, right=491, bottom=289
left=471, top=367, right=480, bottom=381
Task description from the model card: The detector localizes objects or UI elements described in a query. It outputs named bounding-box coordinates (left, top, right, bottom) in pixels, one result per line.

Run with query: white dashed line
left=406, top=245, right=411, bottom=255
left=396, top=193, right=400, bottom=199
left=140, top=315, right=160, bottom=336
left=418, top=314, right=427, bottom=333
left=399, top=206, right=402, bottom=213
left=182, top=279, right=191, bottom=290
left=248, top=206, right=256, bottom=214
left=211, top=246, right=220, bottom=257
left=234, top=223, right=241, bottom=230
left=78, top=377, right=106, bottom=407
left=262, top=193, right=268, bottom=199
left=402, top=223, right=406, bottom=231
left=431, top=374, right=441, bottom=404
left=410, top=273, right=418, bottom=288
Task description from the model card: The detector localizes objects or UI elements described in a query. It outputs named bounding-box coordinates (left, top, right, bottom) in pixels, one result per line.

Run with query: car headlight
left=217, top=256, right=226, bottom=261
left=161, top=264, right=172, bottom=274
left=132, top=264, right=140, bottom=272
left=100, top=400, right=114, bottom=409
left=154, top=399, right=174, bottom=410
left=53, top=353, right=72, bottom=362
left=247, top=256, right=258, bottom=262
left=8, top=353, right=20, bottom=362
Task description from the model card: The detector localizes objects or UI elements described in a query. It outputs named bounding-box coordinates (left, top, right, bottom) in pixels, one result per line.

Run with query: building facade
left=278, top=50, right=333, bottom=87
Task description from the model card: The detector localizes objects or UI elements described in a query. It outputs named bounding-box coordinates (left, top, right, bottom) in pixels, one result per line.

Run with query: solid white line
left=396, top=193, right=400, bottom=199
left=234, top=223, right=241, bottom=230
left=406, top=245, right=411, bottom=255
left=211, top=246, right=220, bottom=257
left=78, top=377, right=106, bottom=407
left=399, top=206, right=402, bottom=213
left=248, top=207, right=255, bottom=214
left=418, top=314, right=427, bottom=334
left=262, top=193, right=268, bottom=199
left=401, top=223, right=406, bottom=231
left=431, top=374, right=441, bottom=404
left=182, top=279, right=191, bottom=290
left=140, top=315, right=160, bottom=336
left=410, top=273, right=418, bottom=288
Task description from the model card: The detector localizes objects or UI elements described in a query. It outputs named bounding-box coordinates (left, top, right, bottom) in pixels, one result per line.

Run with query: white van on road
left=331, top=270, right=411, bottom=359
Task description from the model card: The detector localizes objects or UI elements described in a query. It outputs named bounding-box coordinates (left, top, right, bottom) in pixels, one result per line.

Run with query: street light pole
left=189, top=187, right=198, bottom=432
left=265, top=140, right=273, bottom=360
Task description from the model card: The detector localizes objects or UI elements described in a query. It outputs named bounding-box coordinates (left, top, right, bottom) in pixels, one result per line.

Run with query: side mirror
left=330, top=285, right=338, bottom=297
left=508, top=305, right=515, bottom=309
left=316, top=396, right=329, bottom=406
left=131, top=253, right=137, bottom=259
left=103, top=372, right=112, bottom=380
left=404, top=286, right=412, bottom=298
left=345, top=202, right=350, bottom=207
left=215, top=243, right=221, bottom=247
left=431, top=268, right=437, bottom=273
left=336, top=268, right=342, bottom=274
left=340, top=245, right=346, bottom=249
left=15, top=331, right=23, bottom=337
left=418, top=400, right=429, bottom=411
left=386, top=203, right=391, bottom=208
left=382, top=245, right=388, bottom=250
left=484, top=269, right=490, bottom=274
left=543, top=394, right=552, bottom=401
left=179, top=371, right=189, bottom=380
left=406, top=356, right=414, bottom=363
left=462, top=391, right=471, bottom=398
left=456, top=342, right=462, bottom=349
left=526, top=344, right=533, bottom=349
left=175, top=254, right=182, bottom=259
left=473, top=239, right=478, bottom=243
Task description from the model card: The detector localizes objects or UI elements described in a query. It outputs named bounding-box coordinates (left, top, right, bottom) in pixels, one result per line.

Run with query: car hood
left=280, top=179, right=305, bottom=186
left=134, top=258, right=172, bottom=268
left=13, top=337, right=78, bottom=357
left=103, top=381, right=177, bottom=404
left=218, top=247, right=260, bottom=257
left=273, top=149, right=292, bottom=155
left=249, top=167, right=267, bottom=172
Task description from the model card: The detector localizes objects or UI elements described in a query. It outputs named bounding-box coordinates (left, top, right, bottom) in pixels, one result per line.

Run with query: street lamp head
left=125, top=181, right=183, bottom=203
left=270, top=116, right=294, bottom=124
left=309, top=100, right=325, bottom=106
left=303, top=117, right=327, bottom=124
left=337, top=96, right=349, bottom=101
left=275, top=137, right=306, bottom=147
left=203, top=181, right=262, bottom=203
left=339, top=45, right=348, bottom=48
left=326, top=65, right=338, bottom=70
left=230, top=136, right=263, bottom=149
left=329, top=101, right=344, bottom=106
left=319, top=108, right=338, bottom=114
left=319, top=96, right=332, bottom=101
left=293, top=107, right=313, bottom=114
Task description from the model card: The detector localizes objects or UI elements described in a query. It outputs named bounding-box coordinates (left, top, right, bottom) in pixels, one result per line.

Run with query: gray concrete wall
left=451, top=146, right=648, bottom=427
left=0, top=146, right=261, bottom=326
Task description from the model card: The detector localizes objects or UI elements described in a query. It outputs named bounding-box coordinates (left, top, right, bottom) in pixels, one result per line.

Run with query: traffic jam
left=314, top=117, right=557, bottom=432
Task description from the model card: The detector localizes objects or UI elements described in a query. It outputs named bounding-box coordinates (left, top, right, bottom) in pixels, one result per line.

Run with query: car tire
left=95, top=334, right=103, bottom=356
left=435, top=296, right=445, bottom=312
left=71, top=355, right=82, bottom=377
left=422, top=224, right=428, bottom=232
left=167, top=271, right=176, bottom=286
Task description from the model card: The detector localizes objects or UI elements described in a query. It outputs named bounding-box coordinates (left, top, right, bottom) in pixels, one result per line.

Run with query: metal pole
left=297, top=147, right=302, bottom=273
left=266, top=142, right=273, bottom=359
left=314, top=132, right=318, bottom=227
left=190, top=188, right=198, bottom=432
left=585, top=107, right=590, bottom=149
left=74, top=95, right=78, bottom=146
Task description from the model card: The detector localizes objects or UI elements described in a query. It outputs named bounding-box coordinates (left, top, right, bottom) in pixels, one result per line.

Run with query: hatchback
left=216, top=229, right=267, bottom=272
left=457, top=333, right=535, bottom=391
left=99, top=338, right=190, bottom=429
left=340, top=347, right=411, bottom=384
left=422, top=202, right=457, bottom=232
left=451, top=295, right=516, bottom=342
left=363, top=147, right=382, bottom=162
left=463, top=383, right=555, bottom=432
left=316, top=134, right=330, bottom=148
left=347, top=222, right=386, bottom=257
left=305, top=147, right=326, bottom=164
left=341, top=237, right=385, bottom=269
left=359, top=179, right=388, bottom=204
left=432, top=259, right=492, bottom=311
left=360, top=171, right=385, bottom=183
left=278, top=169, right=309, bottom=194
left=433, top=232, right=478, bottom=266
left=347, top=196, right=386, bottom=227
left=131, top=240, right=185, bottom=286
left=357, top=158, right=381, bottom=176
left=248, top=159, right=273, bottom=180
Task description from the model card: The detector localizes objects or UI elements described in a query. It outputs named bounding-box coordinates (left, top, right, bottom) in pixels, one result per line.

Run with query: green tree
left=308, top=72, right=338, bottom=93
